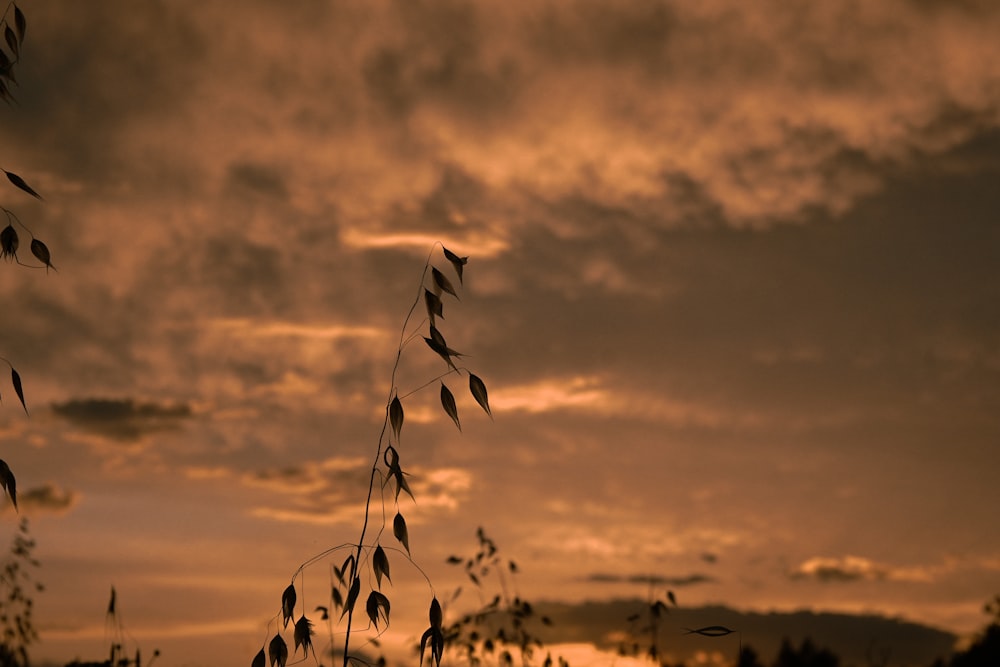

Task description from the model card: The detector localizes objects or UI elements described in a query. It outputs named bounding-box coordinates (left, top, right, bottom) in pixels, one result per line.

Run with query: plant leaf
left=0, top=459, right=15, bottom=510
left=443, top=247, right=468, bottom=284
left=366, top=591, right=391, bottom=629
left=469, top=373, right=492, bottom=418
left=11, top=368, right=26, bottom=415
left=267, top=634, right=288, bottom=667
left=251, top=648, right=266, bottom=667
left=281, top=584, right=296, bottom=628
left=424, top=336, right=458, bottom=371
left=431, top=267, right=458, bottom=299
left=4, top=26, right=16, bottom=57
left=30, top=239, right=55, bottom=272
left=1, top=224, right=17, bottom=259
left=683, top=625, right=735, bottom=637
left=373, top=544, right=391, bottom=588
left=4, top=170, right=42, bottom=199
left=424, top=289, right=443, bottom=321
left=14, top=6, right=25, bottom=42
left=331, top=587, right=343, bottom=612
left=389, top=395, right=403, bottom=441
left=440, top=383, right=460, bottom=431
left=340, top=576, right=361, bottom=619
left=293, top=615, right=313, bottom=655
left=393, top=512, right=409, bottom=555
left=429, top=596, right=442, bottom=629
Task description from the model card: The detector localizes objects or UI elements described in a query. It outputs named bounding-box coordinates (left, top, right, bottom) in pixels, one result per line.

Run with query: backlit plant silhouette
left=1, top=2, right=55, bottom=511
left=252, top=245, right=494, bottom=667
left=0, top=518, right=41, bottom=667
left=442, top=528, right=567, bottom=667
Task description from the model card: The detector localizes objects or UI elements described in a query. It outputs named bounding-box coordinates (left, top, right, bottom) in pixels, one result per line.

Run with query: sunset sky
left=1, top=2, right=999, bottom=666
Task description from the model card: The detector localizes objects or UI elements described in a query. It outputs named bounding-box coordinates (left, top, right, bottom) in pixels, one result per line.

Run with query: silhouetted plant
left=615, top=579, right=678, bottom=663
left=1, top=2, right=56, bottom=510
left=773, top=638, right=839, bottom=667
left=252, top=245, right=493, bottom=667
left=937, top=595, right=1000, bottom=667
left=441, top=528, right=566, bottom=667
left=62, top=587, right=161, bottom=667
left=0, top=518, right=41, bottom=666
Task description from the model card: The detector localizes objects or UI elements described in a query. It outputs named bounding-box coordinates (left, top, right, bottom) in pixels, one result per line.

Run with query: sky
left=0, top=1, right=999, bottom=666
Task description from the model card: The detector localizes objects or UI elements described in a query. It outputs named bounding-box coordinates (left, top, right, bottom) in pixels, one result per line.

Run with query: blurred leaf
left=443, top=247, right=468, bottom=284
left=251, top=648, right=265, bottom=667
left=446, top=555, right=463, bottom=564
left=508, top=560, right=518, bottom=573
left=4, top=170, right=42, bottom=199
left=11, top=368, right=26, bottom=414
left=440, top=383, right=461, bottom=431
left=281, top=584, right=296, bottom=628
left=314, top=605, right=328, bottom=620
left=267, top=634, right=288, bottom=667
left=366, top=590, right=391, bottom=629
left=393, top=512, right=409, bottom=554
left=14, top=6, right=25, bottom=42
left=1, top=224, right=17, bottom=259
left=30, top=238, right=56, bottom=272
left=4, top=26, right=15, bottom=57
left=667, top=590, right=677, bottom=606
left=293, top=615, right=313, bottom=655
left=389, top=395, right=403, bottom=441
left=432, top=267, right=458, bottom=298
left=332, top=587, right=343, bottom=612
left=373, top=544, right=391, bottom=588
left=469, top=374, right=492, bottom=417
left=0, top=459, right=16, bottom=510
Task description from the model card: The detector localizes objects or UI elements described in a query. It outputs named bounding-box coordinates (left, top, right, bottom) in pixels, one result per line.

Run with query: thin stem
left=341, top=244, right=440, bottom=667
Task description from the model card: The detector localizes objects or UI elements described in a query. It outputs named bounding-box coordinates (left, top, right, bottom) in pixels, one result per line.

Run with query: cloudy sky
left=1, top=1, right=998, bottom=666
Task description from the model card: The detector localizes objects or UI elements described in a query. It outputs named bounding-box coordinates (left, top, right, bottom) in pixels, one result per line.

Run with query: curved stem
left=341, top=244, right=440, bottom=667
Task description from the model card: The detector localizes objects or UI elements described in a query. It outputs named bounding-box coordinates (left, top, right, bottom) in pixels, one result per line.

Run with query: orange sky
left=1, top=2, right=999, bottom=666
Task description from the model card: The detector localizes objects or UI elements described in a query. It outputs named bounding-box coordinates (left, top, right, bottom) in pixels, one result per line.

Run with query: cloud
left=242, top=456, right=473, bottom=525
left=585, top=572, right=716, bottom=587
left=50, top=398, right=192, bottom=442
left=789, top=555, right=936, bottom=583
left=0, top=483, right=79, bottom=515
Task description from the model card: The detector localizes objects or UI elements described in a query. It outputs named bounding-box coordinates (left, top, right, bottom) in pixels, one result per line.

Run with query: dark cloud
left=226, top=162, right=290, bottom=200
left=585, top=572, right=715, bottom=587
left=2, top=483, right=79, bottom=515
left=51, top=398, right=192, bottom=442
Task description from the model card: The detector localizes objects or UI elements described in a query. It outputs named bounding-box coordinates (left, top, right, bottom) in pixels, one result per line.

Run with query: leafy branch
left=253, top=245, right=493, bottom=667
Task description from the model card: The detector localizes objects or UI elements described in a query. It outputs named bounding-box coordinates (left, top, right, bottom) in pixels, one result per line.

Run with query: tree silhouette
left=773, top=638, right=839, bottom=667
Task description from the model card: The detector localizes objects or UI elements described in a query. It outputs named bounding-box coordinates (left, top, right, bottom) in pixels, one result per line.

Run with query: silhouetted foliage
left=773, top=638, right=839, bottom=667
left=0, top=519, right=41, bottom=667
left=737, top=645, right=765, bottom=667
left=933, top=595, right=1000, bottom=667
left=442, top=529, right=566, bottom=667
left=252, top=246, right=494, bottom=667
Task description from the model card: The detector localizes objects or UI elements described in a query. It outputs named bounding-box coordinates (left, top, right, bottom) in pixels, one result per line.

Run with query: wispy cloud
left=789, top=555, right=936, bottom=583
